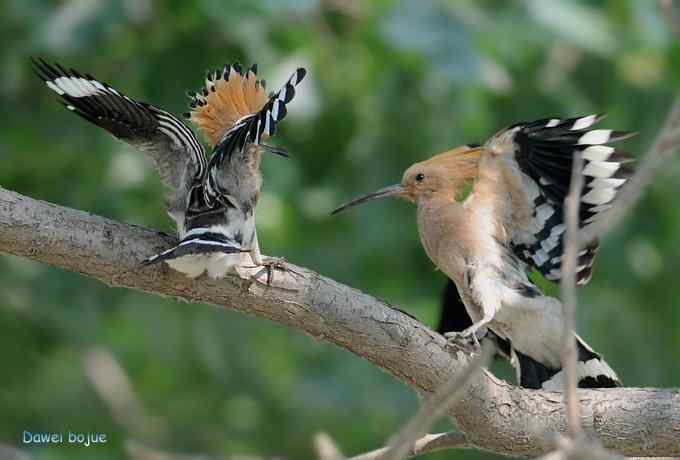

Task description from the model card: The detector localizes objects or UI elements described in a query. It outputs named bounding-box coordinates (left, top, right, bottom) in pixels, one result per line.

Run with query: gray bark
left=0, top=186, right=678, bottom=458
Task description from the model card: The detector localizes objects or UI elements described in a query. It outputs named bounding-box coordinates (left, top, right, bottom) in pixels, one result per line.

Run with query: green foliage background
left=1, top=1, right=679, bottom=459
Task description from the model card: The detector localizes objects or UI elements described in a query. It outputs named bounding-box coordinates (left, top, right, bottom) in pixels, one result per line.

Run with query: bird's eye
left=415, top=173, right=425, bottom=183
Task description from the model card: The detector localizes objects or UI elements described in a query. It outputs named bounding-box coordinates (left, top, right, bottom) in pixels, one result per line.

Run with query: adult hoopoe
left=334, top=115, right=633, bottom=389
left=34, top=58, right=306, bottom=279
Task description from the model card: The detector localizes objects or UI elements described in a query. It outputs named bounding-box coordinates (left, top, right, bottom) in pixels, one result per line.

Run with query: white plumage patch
left=46, top=75, right=110, bottom=98
left=205, top=252, right=251, bottom=279
left=45, top=81, right=65, bottom=95
left=582, top=145, right=614, bottom=162
left=532, top=249, right=549, bottom=267
left=590, top=177, right=625, bottom=189
left=166, top=255, right=210, bottom=279
left=166, top=252, right=252, bottom=279
left=535, top=203, right=554, bottom=224
left=541, top=358, right=619, bottom=391
left=570, top=114, right=597, bottom=131
left=578, top=129, right=613, bottom=145
left=582, top=187, right=616, bottom=205
left=539, top=224, right=565, bottom=254
left=582, top=160, right=620, bottom=178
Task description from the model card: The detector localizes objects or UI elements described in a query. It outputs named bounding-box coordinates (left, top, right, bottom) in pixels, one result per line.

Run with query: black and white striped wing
left=495, top=114, right=634, bottom=285
left=33, top=58, right=206, bottom=216
left=205, top=67, right=306, bottom=199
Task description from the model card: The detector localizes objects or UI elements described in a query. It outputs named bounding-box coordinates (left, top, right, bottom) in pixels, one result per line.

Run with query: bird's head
left=332, top=145, right=480, bottom=214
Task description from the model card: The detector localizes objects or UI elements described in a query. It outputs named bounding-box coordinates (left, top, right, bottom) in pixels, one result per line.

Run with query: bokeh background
left=1, top=1, right=679, bottom=459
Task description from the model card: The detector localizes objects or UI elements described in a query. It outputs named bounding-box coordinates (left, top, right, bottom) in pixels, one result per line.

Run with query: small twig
left=348, top=431, right=469, bottom=460
left=374, top=342, right=494, bottom=460
left=580, top=96, right=680, bottom=245
left=314, top=432, right=346, bottom=460
left=561, top=153, right=584, bottom=436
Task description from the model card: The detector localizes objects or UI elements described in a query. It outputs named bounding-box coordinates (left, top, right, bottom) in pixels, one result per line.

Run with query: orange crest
left=186, top=63, right=269, bottom=146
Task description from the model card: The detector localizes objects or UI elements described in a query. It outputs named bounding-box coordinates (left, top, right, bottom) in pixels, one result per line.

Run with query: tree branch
left=1, top=187, right=679, bottom=458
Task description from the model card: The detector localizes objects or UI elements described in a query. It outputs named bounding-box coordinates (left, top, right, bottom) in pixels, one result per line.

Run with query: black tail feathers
left=514, top=336, right=621, bottom=390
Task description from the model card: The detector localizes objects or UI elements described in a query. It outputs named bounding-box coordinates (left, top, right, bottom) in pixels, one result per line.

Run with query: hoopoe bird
left=334, top=115, right=633, bottom=389
left=34, top=58, right=306, bottom=279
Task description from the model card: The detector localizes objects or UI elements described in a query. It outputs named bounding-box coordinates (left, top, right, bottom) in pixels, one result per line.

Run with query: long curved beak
left=261, top=143, right=289, bottom=157
left=331, top=184, right=406, bottom=215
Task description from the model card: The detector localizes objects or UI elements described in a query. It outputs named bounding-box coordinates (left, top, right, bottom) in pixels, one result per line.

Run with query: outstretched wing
left=487, top=114, right=635, bottom=285
left=33, top=58, right=206, bottom=218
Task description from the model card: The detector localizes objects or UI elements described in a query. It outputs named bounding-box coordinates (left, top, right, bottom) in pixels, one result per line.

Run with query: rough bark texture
left=1, top=186, right=678, bottom=458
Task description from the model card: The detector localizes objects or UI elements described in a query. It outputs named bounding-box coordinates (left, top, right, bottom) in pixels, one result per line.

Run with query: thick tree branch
left=1, top=187, right=679, bottom=458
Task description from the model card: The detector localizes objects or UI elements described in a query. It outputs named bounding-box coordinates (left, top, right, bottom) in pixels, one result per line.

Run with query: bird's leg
left=247, top=231, right=303, bottom=286
left=248, top=232, right=263, bottom=265
left=446, top=270, right=500, bottom=352
left=445, top=315, right=493, bottom=352
left=247, top=232, right=273, bottom=284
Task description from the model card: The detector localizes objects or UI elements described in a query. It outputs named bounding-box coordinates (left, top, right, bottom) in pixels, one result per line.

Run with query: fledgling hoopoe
left=34, top=58, right=306, bottom=279
left=334, top=115, right=633, bottom=389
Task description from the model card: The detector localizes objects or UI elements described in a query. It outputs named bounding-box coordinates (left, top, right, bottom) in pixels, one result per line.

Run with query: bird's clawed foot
left=445, top=328, right=484, bottom=354
left=249, top=257, right=304, bottom=286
